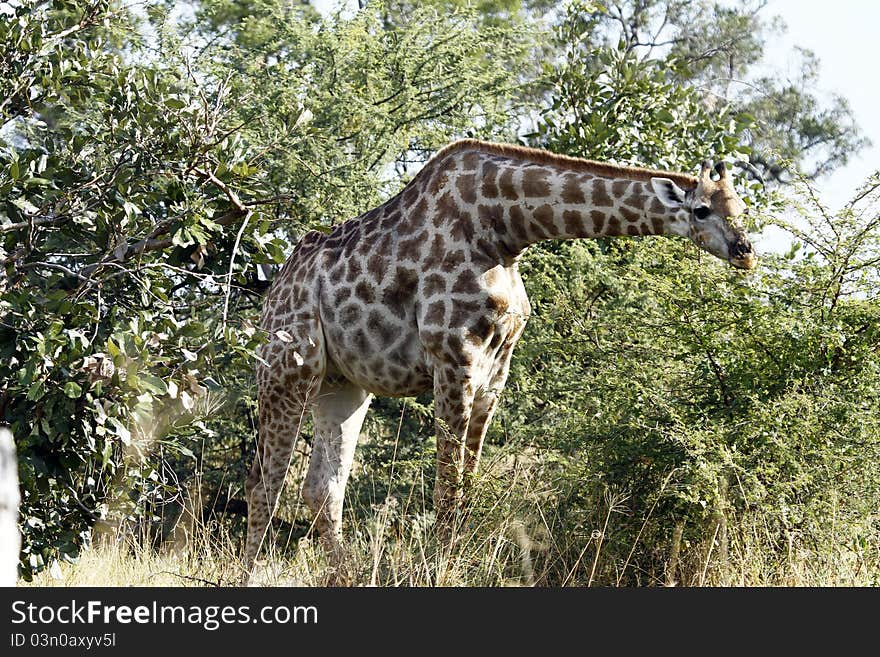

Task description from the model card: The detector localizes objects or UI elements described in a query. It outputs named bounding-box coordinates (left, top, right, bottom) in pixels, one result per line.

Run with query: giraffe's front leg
left=463, top=389, right=500, bottom=481
left=463, top=338, right=518, bottom=481
left=432, top=364, right=476, bottom=527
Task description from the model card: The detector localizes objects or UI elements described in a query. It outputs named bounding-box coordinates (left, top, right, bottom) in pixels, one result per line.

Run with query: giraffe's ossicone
left=243, top=140, right=757, bottom=578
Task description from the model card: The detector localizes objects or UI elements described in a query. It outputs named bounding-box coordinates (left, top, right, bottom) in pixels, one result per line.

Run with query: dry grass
left=22, top=449, right=880, bottom=587
left=19, top=404, right=880, bottom=587
left=23, top=519, right=879, bottom=588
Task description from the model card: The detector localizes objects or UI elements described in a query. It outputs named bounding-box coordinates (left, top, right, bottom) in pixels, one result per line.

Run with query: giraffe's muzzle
left=728, top=238, right=756, bottom=270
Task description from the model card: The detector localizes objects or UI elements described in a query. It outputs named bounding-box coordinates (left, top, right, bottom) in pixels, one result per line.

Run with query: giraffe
left=243, top=139, right=756, bottom=575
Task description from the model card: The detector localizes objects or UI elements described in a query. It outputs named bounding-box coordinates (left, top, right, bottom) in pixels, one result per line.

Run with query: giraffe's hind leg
left=244, top=326, right=324, bottom=581
left=301, top=378, right=372, bottom=568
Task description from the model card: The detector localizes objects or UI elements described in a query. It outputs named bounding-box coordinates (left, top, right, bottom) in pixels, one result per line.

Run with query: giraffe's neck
left=431, top=144, right=697, bottom=259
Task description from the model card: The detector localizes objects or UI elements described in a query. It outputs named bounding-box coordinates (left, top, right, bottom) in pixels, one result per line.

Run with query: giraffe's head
left=650, top=161, right=756, bottom=270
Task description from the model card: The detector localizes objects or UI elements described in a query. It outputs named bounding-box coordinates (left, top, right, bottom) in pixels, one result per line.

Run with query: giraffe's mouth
left=729, top=253, right=757, bottom=270
left=728, top=238, right=756, bottom=270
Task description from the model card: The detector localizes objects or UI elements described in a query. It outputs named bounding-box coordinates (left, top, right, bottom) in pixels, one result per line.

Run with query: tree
left=0, top=0, right=531, bottom=577
left=540, top=0, right=867, bottom=182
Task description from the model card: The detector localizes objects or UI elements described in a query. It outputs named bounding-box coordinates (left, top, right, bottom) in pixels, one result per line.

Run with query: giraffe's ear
left=650, top=177, right=687, bottom=209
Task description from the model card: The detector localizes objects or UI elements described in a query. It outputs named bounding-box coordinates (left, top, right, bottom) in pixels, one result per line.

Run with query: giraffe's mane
left=429, top=139, right=699, bottom=189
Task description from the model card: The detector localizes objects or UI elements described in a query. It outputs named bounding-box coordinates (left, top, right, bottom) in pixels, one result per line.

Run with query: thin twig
left=153, top=571, right=225, bottom=587
left=222, top=210, right=253, bottom=328
left=16, top=261, right=96, bottom=283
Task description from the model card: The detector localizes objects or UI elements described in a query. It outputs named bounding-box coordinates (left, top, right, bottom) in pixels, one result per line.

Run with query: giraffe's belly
left=320, top=306, right=434, bottom=397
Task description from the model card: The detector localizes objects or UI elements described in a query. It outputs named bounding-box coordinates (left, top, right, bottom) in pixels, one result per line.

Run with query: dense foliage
left=2, top=0, right=877, bottom=584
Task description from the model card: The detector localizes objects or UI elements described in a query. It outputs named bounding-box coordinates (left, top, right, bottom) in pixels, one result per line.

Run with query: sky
left=766, top=0, right=880, bottom=210
left=312, top=0, right=879, bottom=213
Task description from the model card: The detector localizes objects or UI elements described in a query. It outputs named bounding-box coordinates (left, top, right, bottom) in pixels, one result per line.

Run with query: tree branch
left=16, top=261, right=97, bottom=284
left=193, top=167, right=248, bottom=212
left=0, top=215, right=67, bottom=233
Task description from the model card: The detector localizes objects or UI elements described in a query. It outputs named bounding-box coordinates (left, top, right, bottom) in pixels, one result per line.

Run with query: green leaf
left=202, top=376, right=222, bottom=392
left=139, top=374, right=167, bottom=395
left=26, top=381, right=44, bottom=401
left=107, top=418, right=131, bottom=445
left=101, top=439, right=113, bottom=466
left=64, top=382, right=82, bottom=398
left=172, top=227, right=194, bottom=247
left=123, top=200, right=141, bottom=218
left=231, top=162, right=258, bottom=177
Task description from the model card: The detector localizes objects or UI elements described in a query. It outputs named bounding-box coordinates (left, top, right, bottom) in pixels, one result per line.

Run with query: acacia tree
left=556, top=0, right=867, bottom=181
left=393, top=0, right=868, bottom=181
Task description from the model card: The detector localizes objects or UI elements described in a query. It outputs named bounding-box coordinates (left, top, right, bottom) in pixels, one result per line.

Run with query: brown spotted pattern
left=243, top=139, right=722, bottom=578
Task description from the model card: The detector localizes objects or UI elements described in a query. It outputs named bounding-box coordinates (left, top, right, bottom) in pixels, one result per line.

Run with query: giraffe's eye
left=693, top=206, right=711, bottom=220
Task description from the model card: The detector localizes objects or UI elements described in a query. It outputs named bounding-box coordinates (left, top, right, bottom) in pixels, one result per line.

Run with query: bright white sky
left=314, top=0, right=879, bottom=212
left=766, top=0, right=880, bottom=210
